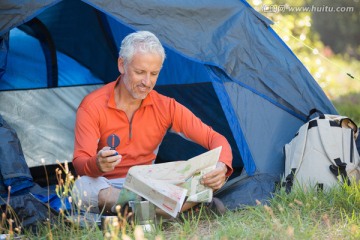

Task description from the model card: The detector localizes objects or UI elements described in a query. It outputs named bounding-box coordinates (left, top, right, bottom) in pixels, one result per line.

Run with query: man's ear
left=118, top=57, right=125, bottom=74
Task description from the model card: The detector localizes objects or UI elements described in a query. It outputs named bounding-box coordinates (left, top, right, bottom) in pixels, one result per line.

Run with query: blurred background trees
left=312, top=0, right=360, bottom=60
left=250, top=0, right=360, bottom=122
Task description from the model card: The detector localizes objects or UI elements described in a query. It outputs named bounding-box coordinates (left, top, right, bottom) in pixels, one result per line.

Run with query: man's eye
left=151, top=72, right=159, bottom=76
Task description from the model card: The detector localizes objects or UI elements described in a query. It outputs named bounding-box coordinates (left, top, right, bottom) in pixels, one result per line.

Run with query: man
left=72, top=31, right=233, bottom=215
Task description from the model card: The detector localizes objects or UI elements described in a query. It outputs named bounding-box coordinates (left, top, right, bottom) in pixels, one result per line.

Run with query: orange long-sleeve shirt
left=72, top=80, right=233, bottom=179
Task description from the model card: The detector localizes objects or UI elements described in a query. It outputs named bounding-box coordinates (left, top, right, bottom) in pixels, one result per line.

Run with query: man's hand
left=96, top=146, right=122, bottom=172
left=200, top=162, right=228, bottom=190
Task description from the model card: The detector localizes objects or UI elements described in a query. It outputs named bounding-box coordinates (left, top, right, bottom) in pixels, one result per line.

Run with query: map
left=123, top=147, right=222, bottom=217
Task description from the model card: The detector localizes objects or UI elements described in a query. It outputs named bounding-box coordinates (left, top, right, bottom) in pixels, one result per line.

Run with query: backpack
left=283, top=109, right=360, bottom=192
left=0, top=115, right=59, bottom=232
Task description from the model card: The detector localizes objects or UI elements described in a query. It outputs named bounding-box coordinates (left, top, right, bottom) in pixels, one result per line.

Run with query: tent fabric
left=0, top=0, right=337, bottom=180
left=0, top=0, right=60, bottom=36
left=215, top=173, right=279, bottom=210
left=155, top=83, right=243, bottom=171
left=33, top=0, right=119, bottom=82
left=0, top=28, right=103, bottom=90
left=0, top=85, right=101, bottom=168
left=90, top=0, right=333, bottom=116
left=0, top=33, right=9, bottom=79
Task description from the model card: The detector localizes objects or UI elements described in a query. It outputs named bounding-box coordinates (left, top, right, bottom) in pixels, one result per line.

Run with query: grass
left=161, top=182, right=360, bottom=240
left=2, top=175, right=359, bottom=239
left=333, top=92, right=360, bottom=125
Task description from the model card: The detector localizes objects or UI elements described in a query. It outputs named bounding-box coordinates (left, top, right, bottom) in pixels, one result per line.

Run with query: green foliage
left=249, top=0, right=360, bottom=122
left=311, top=0, right=360, bottom=59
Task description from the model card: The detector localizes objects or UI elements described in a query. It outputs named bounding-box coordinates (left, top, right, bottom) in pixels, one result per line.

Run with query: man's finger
left=108, top=155, right=121, bottom=164
left=202, top=174, right=221, bottom=186
left=99, top=149, right=115, bottom=158
left=103, top=152, right=121, bottom=163
left=111, top=158, right=121, bottom=168
left=99, top=150, right=105, bottom=158
left=203, top=167, right=224, bottom=180
left=98, top=147, right=111, bottom=157
left=201, top=171, right=226, bottom=189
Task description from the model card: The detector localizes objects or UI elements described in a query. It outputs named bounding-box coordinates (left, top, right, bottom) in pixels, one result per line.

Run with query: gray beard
left=122, top=75, right=147, bottom=100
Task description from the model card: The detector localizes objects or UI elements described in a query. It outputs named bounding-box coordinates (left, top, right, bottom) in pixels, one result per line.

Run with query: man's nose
left=142, top=73, right=151, bottom=85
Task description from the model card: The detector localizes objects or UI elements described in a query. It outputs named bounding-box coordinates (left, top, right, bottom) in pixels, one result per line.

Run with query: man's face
left=118, top=52, right=163, bottom=100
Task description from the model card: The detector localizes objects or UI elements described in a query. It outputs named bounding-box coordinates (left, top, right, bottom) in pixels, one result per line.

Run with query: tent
left=0, top=0, right=337, bottom=184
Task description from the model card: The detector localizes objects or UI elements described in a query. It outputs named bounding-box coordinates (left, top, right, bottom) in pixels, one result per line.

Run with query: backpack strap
left=283, top=122, right=311, bottom=193
left=283, top=168, right=296, bottom=193
left=291, top=123, right=310, bottom=168
left=307, top=108, right=325, bottom=121
left=329, top=158, right=351, bottom=186
left=316, top=119, right=342, bottom=166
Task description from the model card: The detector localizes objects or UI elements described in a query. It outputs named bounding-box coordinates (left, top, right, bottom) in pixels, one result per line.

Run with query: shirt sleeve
left=169, top=99, right=233, bottom=176
left=72, top=106, right=103, bottom=177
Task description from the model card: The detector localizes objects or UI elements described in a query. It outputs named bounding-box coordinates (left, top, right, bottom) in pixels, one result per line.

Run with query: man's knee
left=72, top=176, right=110, bottom=213
left=98, top=187, right=120, bottom=210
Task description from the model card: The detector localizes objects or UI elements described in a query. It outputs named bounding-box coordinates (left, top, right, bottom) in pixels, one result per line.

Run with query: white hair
left=119, top=31, right=166, bottom=65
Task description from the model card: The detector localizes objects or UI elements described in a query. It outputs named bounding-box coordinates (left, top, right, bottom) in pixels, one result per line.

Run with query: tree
left=311, top=0, right=360, bottom=59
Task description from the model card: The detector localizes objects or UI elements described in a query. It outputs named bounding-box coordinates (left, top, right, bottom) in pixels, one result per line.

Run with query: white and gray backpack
left=283, top=109, right=360, bottom=191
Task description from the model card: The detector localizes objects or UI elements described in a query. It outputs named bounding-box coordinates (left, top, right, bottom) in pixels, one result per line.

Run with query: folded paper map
left=123, top=146, right=222, bottom=218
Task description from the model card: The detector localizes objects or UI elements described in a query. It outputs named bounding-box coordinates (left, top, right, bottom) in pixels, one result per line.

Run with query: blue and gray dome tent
left=0, top=0, right=337, bottom=182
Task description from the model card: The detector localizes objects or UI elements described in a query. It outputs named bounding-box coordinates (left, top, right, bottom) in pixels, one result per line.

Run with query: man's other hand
left=201, top=162, right=228, bottom=190
left=96, top=146, right=122, bottom=172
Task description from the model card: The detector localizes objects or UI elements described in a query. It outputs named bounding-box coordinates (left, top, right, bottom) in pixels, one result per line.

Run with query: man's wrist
left=96, top=156, right=104, bottom=173
left=217, top=162, right=228, bottom=174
